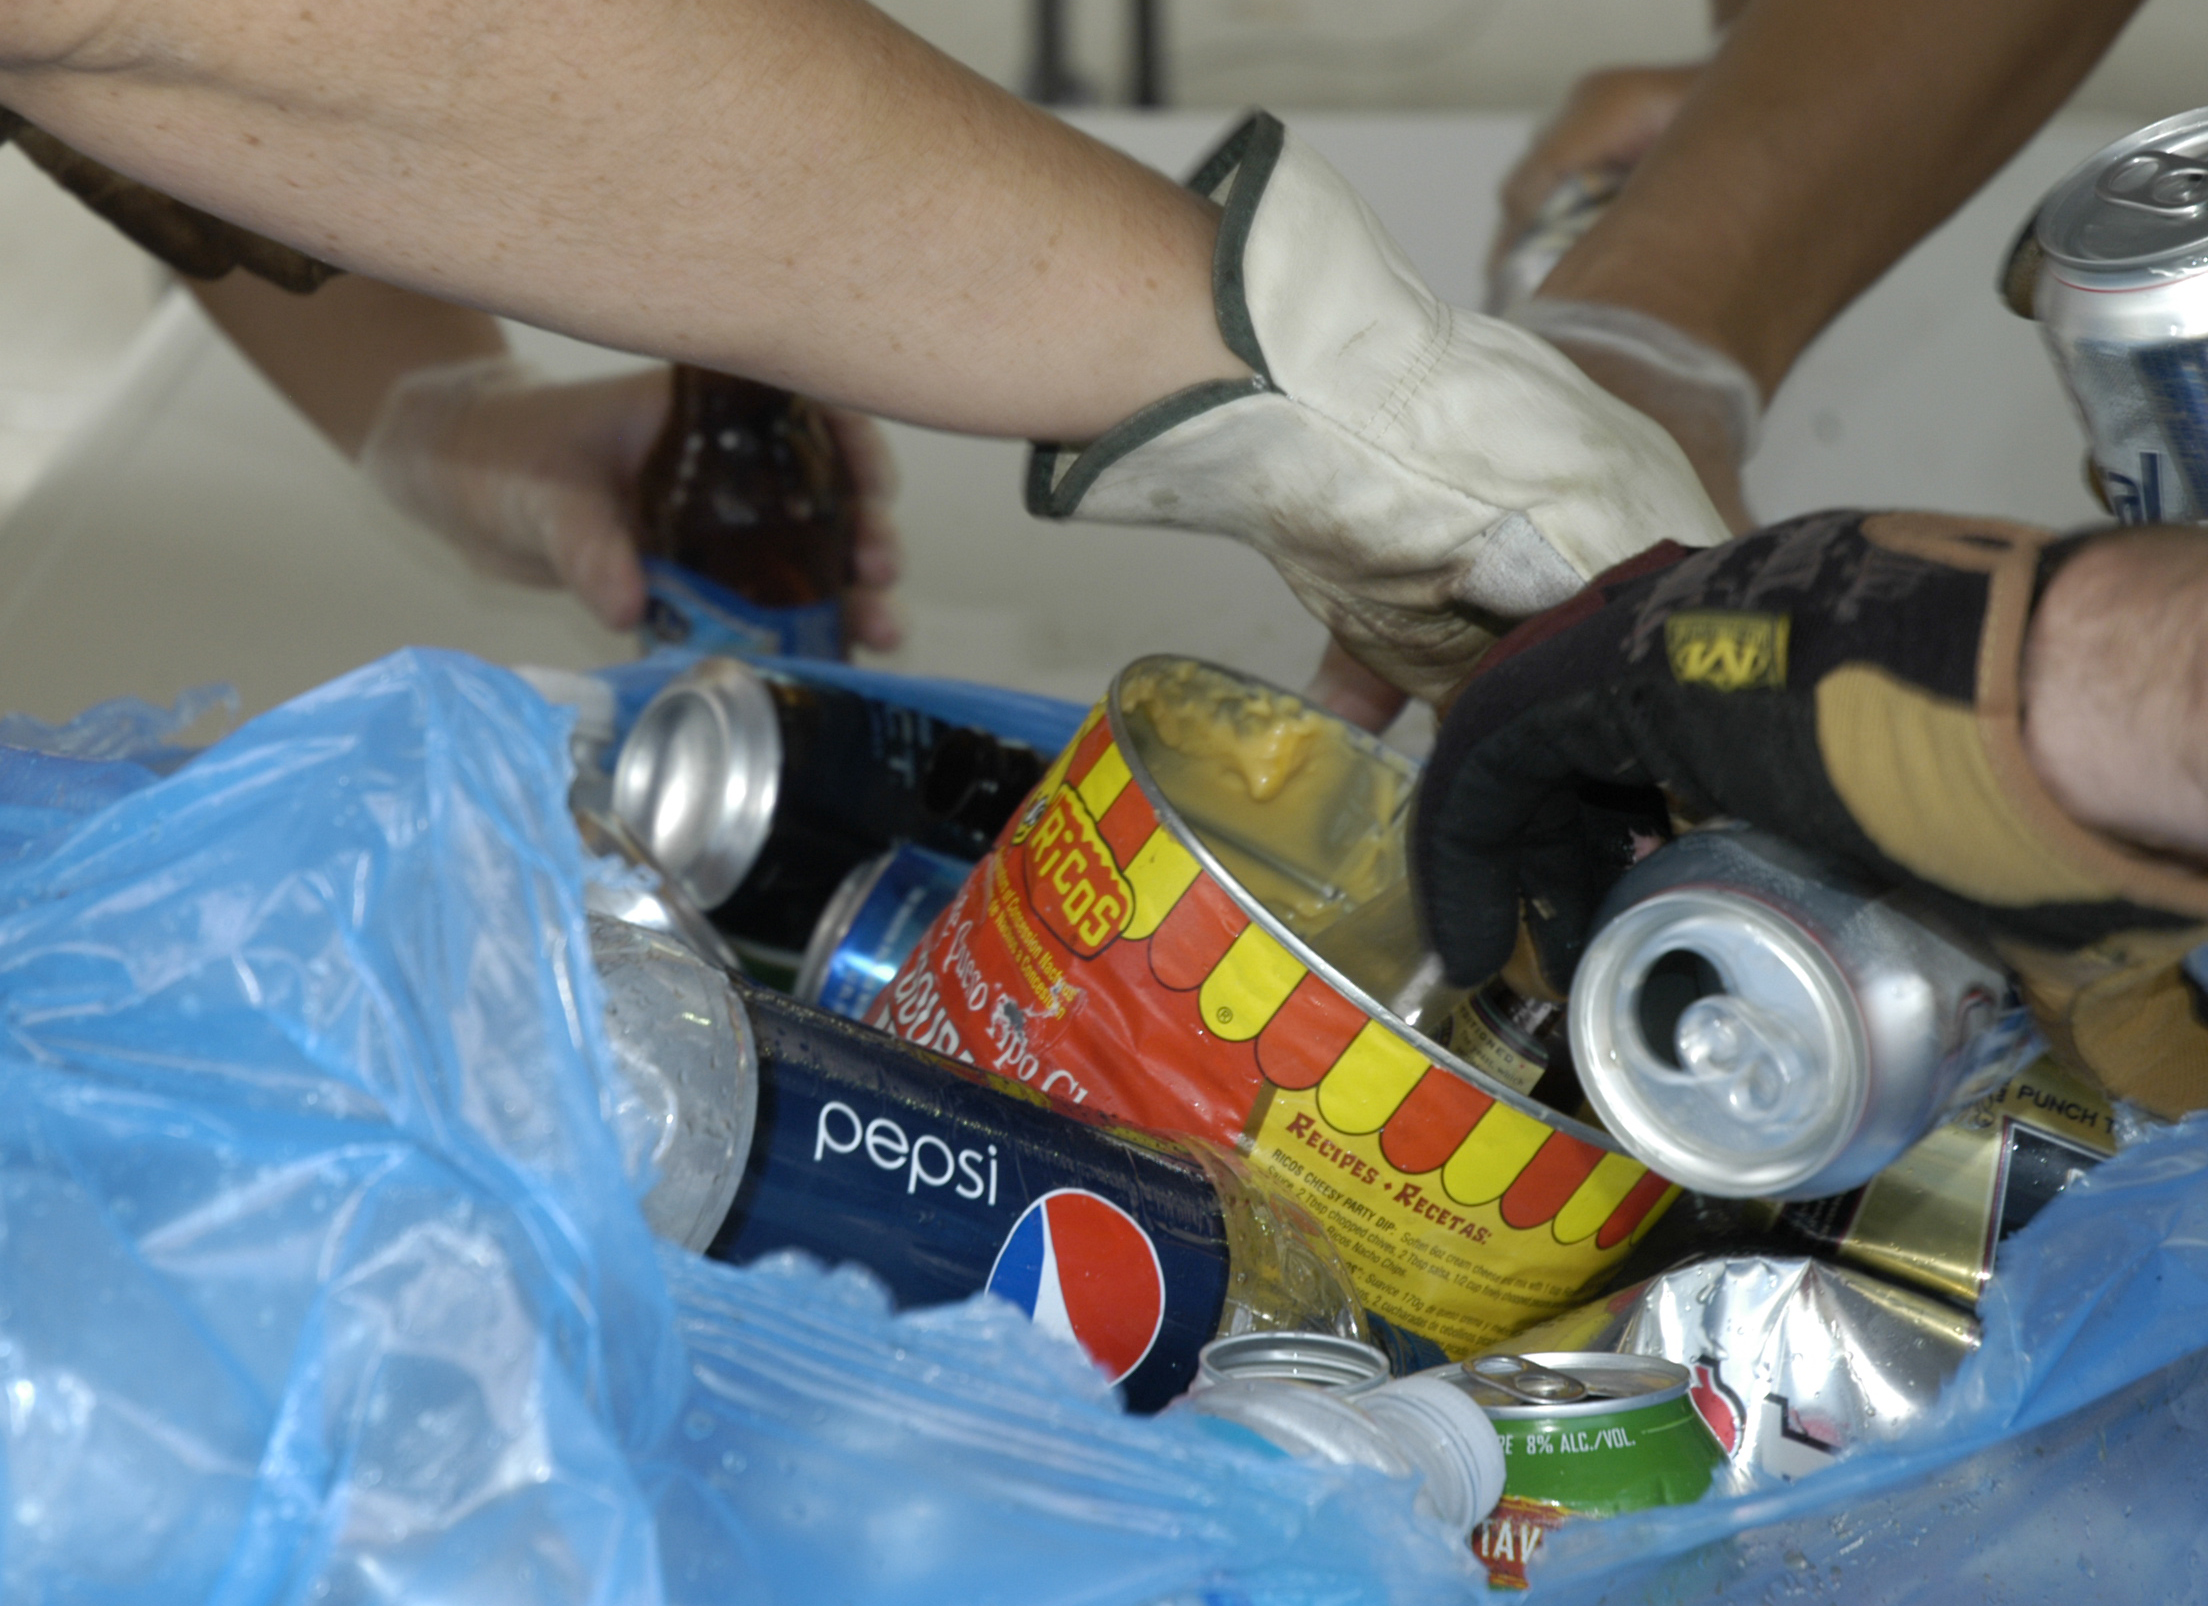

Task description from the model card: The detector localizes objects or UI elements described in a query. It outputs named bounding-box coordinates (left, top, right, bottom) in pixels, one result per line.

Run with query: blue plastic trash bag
left=9, top=648, right=2208, bottom=1606
left=0, top=649, right=1474, bottom=1606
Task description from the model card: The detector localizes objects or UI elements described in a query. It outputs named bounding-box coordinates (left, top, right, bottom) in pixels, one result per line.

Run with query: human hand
left=1412, top=510, right=2208, bottom=1112
left=1510, top=301, right=1760, bottom=534
left=1487, top=59, right=1763, bottom=532
left=1491, top=64, right=1704, bottom=281
left=1032, top=113, right=1730, bottom=705
left=1303, top=637, right=1411, bottom=735
left=361, top=358, right=902, bottom=646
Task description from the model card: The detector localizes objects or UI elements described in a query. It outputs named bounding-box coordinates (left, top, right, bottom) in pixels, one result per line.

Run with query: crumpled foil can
left=1483, top=1256, right=1979, bottom=1485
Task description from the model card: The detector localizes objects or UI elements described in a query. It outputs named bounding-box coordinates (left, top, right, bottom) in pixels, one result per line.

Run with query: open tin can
left=873, top=657, right=1676, bottom=1358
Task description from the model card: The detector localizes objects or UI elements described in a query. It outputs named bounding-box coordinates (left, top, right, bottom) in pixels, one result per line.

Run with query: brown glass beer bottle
left=635, top=365, right=857, bottom=659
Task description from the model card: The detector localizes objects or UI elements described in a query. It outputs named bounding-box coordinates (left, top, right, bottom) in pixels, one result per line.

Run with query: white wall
left=878, top=0, right=2208, bottom=120
left=0, top=149, right=163, bottom=515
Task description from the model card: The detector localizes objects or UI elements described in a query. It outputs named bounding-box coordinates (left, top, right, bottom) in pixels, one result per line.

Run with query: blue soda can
left=794, top=843, right=973, bottom=1021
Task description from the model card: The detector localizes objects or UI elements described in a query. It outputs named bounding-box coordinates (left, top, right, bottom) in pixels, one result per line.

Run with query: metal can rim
left=1194, top=1330, right=1394, bottom=1394
left=612, top=656, right=785, bottom=911
left=1102, top=654, right=1627, bottom=1155
left=2035, top=106, right=2208, bottom=279
left=1462, top=1351, right=1692, bottom=1418
left=792, top=847, right=899, bottom=1006
left=1569, top=881, right=1868, bottom=1198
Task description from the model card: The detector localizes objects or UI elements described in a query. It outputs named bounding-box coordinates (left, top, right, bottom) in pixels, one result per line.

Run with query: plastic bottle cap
left=1356, top=1376, right=1507, bottom=1536
left=1177, top=1380, right=1410, bottom=1480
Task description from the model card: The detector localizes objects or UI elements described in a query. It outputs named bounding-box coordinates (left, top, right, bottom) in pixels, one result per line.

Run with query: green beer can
left=1445, top=1352, right=1726, bottom=1588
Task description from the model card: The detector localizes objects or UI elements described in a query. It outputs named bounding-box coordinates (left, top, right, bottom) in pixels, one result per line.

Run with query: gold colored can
left=1755, top=1057, right=2115, bottom=1305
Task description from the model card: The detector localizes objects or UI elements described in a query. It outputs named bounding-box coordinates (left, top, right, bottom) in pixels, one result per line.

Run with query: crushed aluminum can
left=1484, top=1256, right=1980, bottom=1487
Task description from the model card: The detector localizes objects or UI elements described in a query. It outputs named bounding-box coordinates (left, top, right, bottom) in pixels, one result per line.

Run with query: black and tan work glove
left=1412, top=508, right=2208, bottom=1116
left=1027, top=112, right=1729, bottom=704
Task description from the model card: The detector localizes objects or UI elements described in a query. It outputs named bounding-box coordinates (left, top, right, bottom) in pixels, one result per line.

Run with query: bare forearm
left=191, top=276, right=506, bottom=457
left=2025, top=529, right=2208, bottom=858
left=1, top=0, right=1240, bottom=440
left=1541, top=0, right=2143, bottom=397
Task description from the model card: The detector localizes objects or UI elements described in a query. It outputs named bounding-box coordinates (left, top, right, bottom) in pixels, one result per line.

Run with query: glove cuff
left=1026, top=110, right=1290, bottom=520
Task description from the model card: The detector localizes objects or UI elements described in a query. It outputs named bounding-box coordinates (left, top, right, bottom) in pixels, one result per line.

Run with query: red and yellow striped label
left=874, top=702, right=1674, bottom=1353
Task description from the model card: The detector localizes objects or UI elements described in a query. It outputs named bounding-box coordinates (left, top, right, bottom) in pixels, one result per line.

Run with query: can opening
left=1635, top=948, right=1725, bottom=1070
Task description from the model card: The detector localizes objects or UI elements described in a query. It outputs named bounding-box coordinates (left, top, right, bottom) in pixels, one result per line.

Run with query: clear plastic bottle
left=587, top=914, right=1373, bottom=1411
left=1174, top=1375, right=1507, bottom=1538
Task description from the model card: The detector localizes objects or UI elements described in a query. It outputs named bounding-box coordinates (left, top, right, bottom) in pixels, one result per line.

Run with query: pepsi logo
left=987, top=1189, right=1165, bottom=1384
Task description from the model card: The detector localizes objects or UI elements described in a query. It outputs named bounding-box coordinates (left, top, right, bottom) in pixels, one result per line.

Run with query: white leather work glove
left=1027, top=112, right=1731, bottom=703
left=1510, top=298, right=1762, bottom=535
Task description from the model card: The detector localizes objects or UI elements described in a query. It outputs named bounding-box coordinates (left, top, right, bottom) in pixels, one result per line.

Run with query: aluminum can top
left=1455, top=1351, right=1689, bottom=1418
left=2037, top=107, right=2208, bottom=284
left=612, top=658, right=784, bottom=910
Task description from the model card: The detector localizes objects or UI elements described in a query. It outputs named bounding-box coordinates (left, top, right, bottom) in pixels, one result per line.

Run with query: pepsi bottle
left=591, top=916, right=1394, bottom=1410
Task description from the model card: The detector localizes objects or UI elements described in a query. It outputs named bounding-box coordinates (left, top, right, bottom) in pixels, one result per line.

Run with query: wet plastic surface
left=0, top=649, right=1475, bottom=1605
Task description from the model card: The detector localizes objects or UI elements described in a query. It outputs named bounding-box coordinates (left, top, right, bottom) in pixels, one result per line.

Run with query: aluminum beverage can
left=575, top=805, right=745, bottom=976
left=612, top=657, right=1040, bottom=957
left=1484, top=1257, right=1979, bottom=1489
left=875, top=657, right=1677, bottom=1359
left=1570, top=822, right=2038, bottom=1200
left=711, top=982, right=1373, bottom=1412
left=1446, top=1352, right=1725, bottom=1588
left=2028, top=108, right=2208, bottom=523
left=793, top=843, right=970, bottom=1021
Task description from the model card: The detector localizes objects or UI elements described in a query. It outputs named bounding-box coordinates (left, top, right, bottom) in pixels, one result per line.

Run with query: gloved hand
left=1412, top=509, right=2208, bottom=1115
left=1488, top=63, right=1704, bottom=287
left=1509, top=299, right=1761, bottom=535
left=361, top=356, right=903, bottom=645
left=1027, top=112, right=1731, bottom=705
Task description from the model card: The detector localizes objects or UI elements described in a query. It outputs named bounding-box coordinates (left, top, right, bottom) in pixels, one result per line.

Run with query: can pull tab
left=1469, top=1354, right=1590, bottom=1404
left=1669, top=993, right=1819, bottom=1129
left=2096, top=150, right=2208, bottom=217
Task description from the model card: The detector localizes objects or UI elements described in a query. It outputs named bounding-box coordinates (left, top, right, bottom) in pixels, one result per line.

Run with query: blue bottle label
left=641, top=559, right=844, bottom=661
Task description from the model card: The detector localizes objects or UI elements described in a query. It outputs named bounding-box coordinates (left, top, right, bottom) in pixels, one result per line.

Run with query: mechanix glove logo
left=1664, top=610, right=1791, bottom=692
